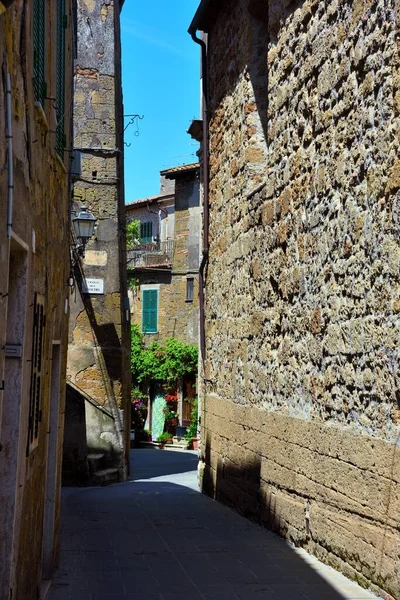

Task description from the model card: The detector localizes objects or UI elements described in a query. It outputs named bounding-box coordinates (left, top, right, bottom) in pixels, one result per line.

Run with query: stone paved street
left=49, top=449, right=378, bottom=600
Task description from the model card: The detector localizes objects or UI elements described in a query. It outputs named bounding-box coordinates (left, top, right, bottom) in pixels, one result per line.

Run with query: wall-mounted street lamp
left=72, top=206, right=96, bottom=257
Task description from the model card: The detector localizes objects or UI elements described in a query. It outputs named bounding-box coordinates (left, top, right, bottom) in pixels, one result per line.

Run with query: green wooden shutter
left=142, top=290, right=158, bottom=333
left=27, top=293, right=45, bottom=454
left=140, top=221, right=153, bottom=243
left=56, top=0, right=66, bottom=156
left=33, top=0, right=46, bottom=106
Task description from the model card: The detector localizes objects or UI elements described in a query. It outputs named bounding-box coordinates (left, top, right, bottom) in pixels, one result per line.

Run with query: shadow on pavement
left=49, top=460, right=373, bottom=600
left=129, top=448, right=199, bottom=481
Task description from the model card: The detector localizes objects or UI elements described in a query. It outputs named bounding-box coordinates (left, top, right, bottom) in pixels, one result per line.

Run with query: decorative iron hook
left=123, top=114, right=144, bottom=145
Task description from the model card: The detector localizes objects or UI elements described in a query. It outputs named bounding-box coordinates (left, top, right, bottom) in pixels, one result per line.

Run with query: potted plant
left=157, top=431, right=173, bottom=448
left=163, top=396, right=179, bottom=435
left=184, top=398, right=198, bottom=449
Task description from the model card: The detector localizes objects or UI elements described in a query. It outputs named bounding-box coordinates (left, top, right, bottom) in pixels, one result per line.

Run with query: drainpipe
left=146, top=202, right=159, bottom=241
left=189, top=28, right=209, bottom=367
left=157, top=204, right=169, bottom=242
left=158, top=204, right=169, bottom=221
left=6, top=69, right=13, bottom=239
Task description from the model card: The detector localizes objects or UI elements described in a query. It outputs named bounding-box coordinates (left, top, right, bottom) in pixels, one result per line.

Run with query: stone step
left=164, top=443, right=190, bottom=451
left=87, top=453, right=105, bottom=474
left=91, top=467, right=119, bottom=485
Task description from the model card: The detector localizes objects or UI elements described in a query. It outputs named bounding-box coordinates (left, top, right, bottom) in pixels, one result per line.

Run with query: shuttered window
left=56, top=0, right=67, bottom=156
left=140, top=221, right=153, bottom=243
left=142, top=290, right=158, bottom=333
left=27, top=293, right=45, bottom=454
left=33, top=0, right=46, bottom=106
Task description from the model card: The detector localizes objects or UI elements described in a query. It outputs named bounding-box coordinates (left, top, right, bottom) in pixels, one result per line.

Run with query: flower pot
left=176, top=425, right=187, bottom=438
left=192, top=437, right=198, bottom=450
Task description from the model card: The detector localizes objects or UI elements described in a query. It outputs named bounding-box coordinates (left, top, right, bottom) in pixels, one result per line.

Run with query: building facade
left=0, top=0, right=73, bottom=596
left=127, top=164, right=201, bottom=345
left=126, top=164, right=200, bottom=431
left=63, top=0, right=131, bottom=485
left=190, top=0, right=400, bottom=597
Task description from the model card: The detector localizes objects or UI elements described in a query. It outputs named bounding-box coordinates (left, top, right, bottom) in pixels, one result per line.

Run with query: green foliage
left=126, top=220, right=140, bottom=249
left=127, top=275, right=139, bottom=290
left=184, top=398, right=198, bottom=441
left=136, top=429, right=152, bottom=442
left=130, top=324, right=198, bottom=385
left=131, top=389, right=148, bottom=430
left=157, top=432, right=172, bottom=443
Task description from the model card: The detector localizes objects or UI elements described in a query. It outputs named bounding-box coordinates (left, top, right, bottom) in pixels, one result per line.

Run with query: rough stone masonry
left=199, top=0, right=400, bottom=597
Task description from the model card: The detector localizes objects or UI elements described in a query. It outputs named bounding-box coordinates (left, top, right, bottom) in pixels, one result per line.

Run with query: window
left=186, top=278, right=194, bottom=302
left=27, top=293, right=45, bottom=453
left=33, top=0, right=46, bottom=106
left=140, top=221, right=153, bottom=243
left=56, top=0, right=67, bottom=156
left=142, top=289, right=158, bottom=333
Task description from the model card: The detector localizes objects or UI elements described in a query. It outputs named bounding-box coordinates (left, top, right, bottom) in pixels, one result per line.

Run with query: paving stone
left=49, top=450, right=378, bottom=600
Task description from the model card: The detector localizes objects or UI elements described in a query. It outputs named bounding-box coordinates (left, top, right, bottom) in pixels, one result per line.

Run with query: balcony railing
left=127, top=239, right=174, bottom=269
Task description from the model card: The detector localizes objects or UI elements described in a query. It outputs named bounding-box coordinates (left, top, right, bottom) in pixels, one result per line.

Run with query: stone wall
left=67, top=0, right=130, bottom=481
left=0, top=1, right=72, bottom=597
left=128, top=169, right=200, bottom=346
left=174, top=175, right=201, bottom=272
left=131, top=274, right=200, bottom=344
left=202, top=0, right=400, bottom=596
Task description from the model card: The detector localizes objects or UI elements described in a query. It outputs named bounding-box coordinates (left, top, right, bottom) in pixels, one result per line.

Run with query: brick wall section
left=202, top=0, right=400, bottom=596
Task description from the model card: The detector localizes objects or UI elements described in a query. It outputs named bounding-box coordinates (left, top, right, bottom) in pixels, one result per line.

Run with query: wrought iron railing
left=127, top=239, right=174, bottom=268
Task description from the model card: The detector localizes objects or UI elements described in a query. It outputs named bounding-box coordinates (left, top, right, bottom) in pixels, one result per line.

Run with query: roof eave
left=125, top=193, right=174, bottom=209
left=188, top=0, right=217, bottom=34
left=162, top=166, right=199, bottom=181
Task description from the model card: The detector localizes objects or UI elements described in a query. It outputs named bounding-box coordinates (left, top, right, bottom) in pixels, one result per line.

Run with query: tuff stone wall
left=202, top=0, right=400, bottom=596
left=131, top=275, right=200, bottom=344
left=128, top=170, right=200, bottom=346
left=67, top=0, right=130, bottom=481
left=174, top=175, right=201, bottom=272
left=0, top=2, right=72, bottom=597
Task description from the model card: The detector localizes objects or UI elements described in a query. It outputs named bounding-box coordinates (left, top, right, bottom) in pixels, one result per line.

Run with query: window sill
left=185, top=299, right=193, bottom=303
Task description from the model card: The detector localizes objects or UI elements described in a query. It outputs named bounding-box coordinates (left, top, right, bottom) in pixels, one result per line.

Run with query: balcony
left=127, top=239, right=174, bottom=269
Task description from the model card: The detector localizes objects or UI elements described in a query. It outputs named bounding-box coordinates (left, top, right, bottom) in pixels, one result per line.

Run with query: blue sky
left=121, top=0, right=201, bottom=202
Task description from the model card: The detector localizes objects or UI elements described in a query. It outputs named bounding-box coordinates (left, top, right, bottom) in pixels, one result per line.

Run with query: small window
left=186, top=278, right=194, bottom=302
left=142, top=289, right=158, bottom=333
left=140, top=221, right=153, bottom=243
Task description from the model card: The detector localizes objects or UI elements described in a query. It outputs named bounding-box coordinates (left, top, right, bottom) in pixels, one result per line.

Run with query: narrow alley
left=49, top=450, right=377, bottom=600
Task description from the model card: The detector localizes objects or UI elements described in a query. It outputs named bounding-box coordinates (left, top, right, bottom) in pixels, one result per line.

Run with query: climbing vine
left=130, top=324, right=198, bottom=385
left=126, top=220, right=140, bottom=249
